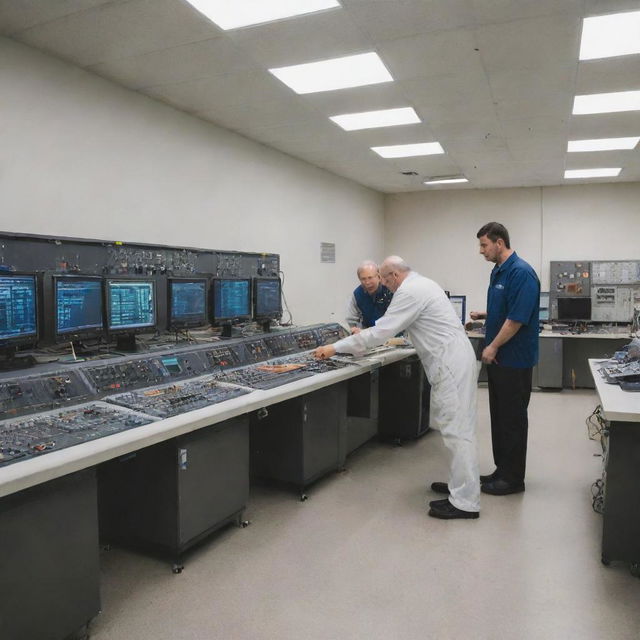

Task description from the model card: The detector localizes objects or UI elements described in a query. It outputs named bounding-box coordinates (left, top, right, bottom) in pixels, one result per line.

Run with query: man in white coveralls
left=313, top=256, right=480, bottom=520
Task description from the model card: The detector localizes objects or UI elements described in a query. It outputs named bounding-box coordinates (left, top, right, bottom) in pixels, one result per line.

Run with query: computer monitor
left=557, top=297, right=591, bottom=321
left=106, top=278, right=156, bottom=350
left=0, top=273, right=38, bottom=347
left=211, top=278, right=251, bottom=337
left=253, top=278, right=282, bottom=331
left=539, top=291, right=549, bottom=323
left=54, top=275, right=104, bottom=342
left=167, top=278, right=208, bottom=330
left=449, top=295, right=466, bottom=324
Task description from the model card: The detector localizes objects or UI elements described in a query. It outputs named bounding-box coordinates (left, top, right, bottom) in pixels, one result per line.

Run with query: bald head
left=379, top=256, right=412, bottom=292
left=381, top=256, right=411, bottom=273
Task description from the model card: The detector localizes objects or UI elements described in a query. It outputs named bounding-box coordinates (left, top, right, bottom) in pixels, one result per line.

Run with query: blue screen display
left=213, top=279, right=250, bottom=320
left=55, top=278, right=103, bottom=334
left=170, top=280, right=206, bottom=325
left=107, top=280, right=155, bottom=330
left=0, top=275, right=37, bottom=342
left=255, top=279, right=281, bottom=318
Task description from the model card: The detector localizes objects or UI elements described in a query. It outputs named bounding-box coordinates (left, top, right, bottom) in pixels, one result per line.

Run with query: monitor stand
left=218, top=323, right=232, bottom=339
left=113, top=334, right=139, bottom=352
left=259, top=320, right=272, bottom=333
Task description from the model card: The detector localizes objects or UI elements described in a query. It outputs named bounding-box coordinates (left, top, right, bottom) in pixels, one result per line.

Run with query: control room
left=1, top=2, right=639, bottom=640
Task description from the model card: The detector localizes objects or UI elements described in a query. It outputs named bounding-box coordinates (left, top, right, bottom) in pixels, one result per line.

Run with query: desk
left=468, top=332, right=630, bottom=389
left=589, top=359, right=640, bottom=573
left=0, top=333, right=415, bottom=640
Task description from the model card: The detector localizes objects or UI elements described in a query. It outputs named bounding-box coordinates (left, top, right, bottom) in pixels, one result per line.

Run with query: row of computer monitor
left=0, top=273, right=282, bottom=348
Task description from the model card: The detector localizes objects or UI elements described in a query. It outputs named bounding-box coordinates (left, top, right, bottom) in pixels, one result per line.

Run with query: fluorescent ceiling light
left=564, top=168, right=621, bottom=179
left=371, top=142, right=444, bottom=158
left=184, top=0, right=341, bottom=30
left=573, top=90, right=640, bottom=114
left=330, top=107, right=420, bottom=131
left=568, top=137, right=640, bottom=152
left=580, top=11, right=640, bottom=60
left=424, top=177, right=468, bottom=185
left=269, top=52, right=393, bottom=94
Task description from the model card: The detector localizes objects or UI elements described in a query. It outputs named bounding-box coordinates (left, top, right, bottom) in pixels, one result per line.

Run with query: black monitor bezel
left=0, top=271, right=39, bottom=348
left=557, top=296, right=591, bottom=322
left=52, top=274, right=105, bottom=343
left=167, top=276, right=209, bottom=330
left=105, top=276, right=157, bottom=335
left=253, top=277, right=282, bottom=321
left=210, top=277, right=252, bottom=325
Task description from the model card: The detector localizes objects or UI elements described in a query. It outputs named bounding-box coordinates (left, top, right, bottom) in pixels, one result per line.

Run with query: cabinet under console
left=97, top=416, right=250, bottom=571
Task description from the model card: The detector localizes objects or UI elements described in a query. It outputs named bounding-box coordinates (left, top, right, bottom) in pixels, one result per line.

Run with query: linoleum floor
left=91, top=388, right=640, bottom=640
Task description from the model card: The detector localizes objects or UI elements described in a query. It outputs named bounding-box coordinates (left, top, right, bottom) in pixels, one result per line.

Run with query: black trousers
left=486, top=364, right=533, bottom=485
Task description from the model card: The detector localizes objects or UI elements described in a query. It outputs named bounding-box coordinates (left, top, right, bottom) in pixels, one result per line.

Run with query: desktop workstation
left=0, top=231, right=421, bottom=640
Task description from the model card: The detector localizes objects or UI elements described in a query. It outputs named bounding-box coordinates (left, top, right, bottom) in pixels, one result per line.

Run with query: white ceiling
left=2, top=0, right=639, bottom=192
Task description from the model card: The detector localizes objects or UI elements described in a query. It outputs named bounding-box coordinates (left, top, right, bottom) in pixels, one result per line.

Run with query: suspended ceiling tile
left=225, top=9, right=370, bottom=69
left=341, top=0, right=476, bottom=42
left=0, top=0, right=112, bottom=35
left=575, top=58, right=640, bottom=95
left=146, top=70, right=289, bottom=113
left=475, top=15, right=581, bottom=73
left=471, top=0, right=584, bottom=25
left=379, top=29, right=483, bottom=81
left=88, top=37, right=256, bottom=90
left=14, top=0, right=220, bottom=67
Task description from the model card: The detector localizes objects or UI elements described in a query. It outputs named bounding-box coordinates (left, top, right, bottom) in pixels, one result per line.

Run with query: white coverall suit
left=332, top=271, right=480, bottom=512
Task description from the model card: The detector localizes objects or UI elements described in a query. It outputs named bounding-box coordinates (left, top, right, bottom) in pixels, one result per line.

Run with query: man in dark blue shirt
left=345, top=260, right=393, bottom=333
left=470, top=222, right=540, bottom=496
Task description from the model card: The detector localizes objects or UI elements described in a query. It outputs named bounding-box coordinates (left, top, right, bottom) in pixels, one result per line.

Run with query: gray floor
left=91, top=388, right=640, bottom=640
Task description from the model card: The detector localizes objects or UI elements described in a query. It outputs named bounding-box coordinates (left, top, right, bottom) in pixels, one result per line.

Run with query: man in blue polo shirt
left=470, top=222, right=540, bottom=496
left=346, top=260, right=393, bottom=333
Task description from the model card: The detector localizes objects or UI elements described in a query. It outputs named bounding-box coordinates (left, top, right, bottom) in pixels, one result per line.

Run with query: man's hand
left=470, top=311, right=486, bottom=321
left=313, top=345, right=336, bottom=360
left=481, top=343, right=498, bottom=364
left=350, top=327, right=361, bottom=334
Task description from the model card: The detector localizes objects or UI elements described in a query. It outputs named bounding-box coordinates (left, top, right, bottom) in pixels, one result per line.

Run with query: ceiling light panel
left=568, top=137, right=640, bottom=152
left=573, top=90, right=640, bottom=114
left=330, top=107, right=420, bottom=131
left=424, top=177, right=468, bottom=185
left=185, top=0, right=341, bottom=30
left=564, top=168, right=621, bottom=178
left=371, top=142, right=444, bottom=158
left=579, top=11, right=640, bottom=60
left=269, top=52, right=393, bottom=94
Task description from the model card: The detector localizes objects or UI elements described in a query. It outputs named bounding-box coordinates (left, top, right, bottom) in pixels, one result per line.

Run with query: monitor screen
left=0, top=274, right=38, bottom=343
left=54, top=276, right=103, bottom=337
left=106, top=279, right=156, bottom=331
left=254, top=278, right=281, bottom=319
left=449, top=295, right=466, bottom=324
left=211, top=278, right=251, bottom=323
left=557, top=296, right=591, bottom=321
left=168, top=278, right=207, bottom=329
left=539, top=291, right=549, bottom=322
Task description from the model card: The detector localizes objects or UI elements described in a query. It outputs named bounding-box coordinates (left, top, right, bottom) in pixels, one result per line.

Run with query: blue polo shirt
left=353, top=284, right=393, bottom=328
left=485, top=252, right=540, bottom=368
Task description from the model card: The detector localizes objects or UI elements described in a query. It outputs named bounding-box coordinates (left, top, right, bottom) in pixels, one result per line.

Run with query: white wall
left=384, top=183, right=640, bottom=317
left=0, top=38, right=385, bottom=325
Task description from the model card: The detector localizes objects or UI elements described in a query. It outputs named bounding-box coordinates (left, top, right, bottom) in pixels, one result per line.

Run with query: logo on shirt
left=494, top=284, right=505, bottom=290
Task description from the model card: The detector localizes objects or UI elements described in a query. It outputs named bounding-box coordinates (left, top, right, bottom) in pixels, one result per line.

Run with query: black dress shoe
left=480, top=470, right=498, bottom=484
left=481, top=479, right=525, bottom=495
left=428, top=500, right=479, bottom=520
left=429, top=497, right=450, bottom=507
left=430, top=481, right=450, bottom=495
